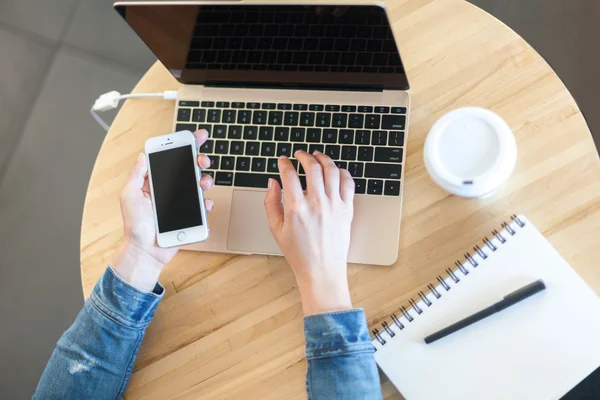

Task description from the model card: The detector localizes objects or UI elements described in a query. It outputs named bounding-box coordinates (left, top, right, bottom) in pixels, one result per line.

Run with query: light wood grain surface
left=80, top=0, right=600, bottom=398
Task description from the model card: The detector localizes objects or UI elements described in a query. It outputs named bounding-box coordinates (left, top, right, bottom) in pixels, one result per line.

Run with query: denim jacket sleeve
left=304, top=309, right=382, bottom=400
left=34, top=266, right=163, bottom=400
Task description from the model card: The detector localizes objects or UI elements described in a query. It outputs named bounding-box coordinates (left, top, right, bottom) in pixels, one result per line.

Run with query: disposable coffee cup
left=424, top=107, right=517, bottom=198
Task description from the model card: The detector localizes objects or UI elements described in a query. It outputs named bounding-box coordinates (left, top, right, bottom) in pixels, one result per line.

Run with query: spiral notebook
left=373, top=215, right=600, bottom=400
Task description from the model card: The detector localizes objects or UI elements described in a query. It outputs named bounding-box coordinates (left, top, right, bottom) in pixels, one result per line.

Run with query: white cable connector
left=90, top=90, right=178, bottom=131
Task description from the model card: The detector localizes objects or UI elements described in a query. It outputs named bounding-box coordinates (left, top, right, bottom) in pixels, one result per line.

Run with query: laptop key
left=274, top=127, right=290, bottom=141
left=252, top=157, right=267, bottom=172
left=230, top=141, right=244, bottom=155
left=262, top=103, right=276, bottom=109
left=385, top=180, right=401, bottom=196
left=354, top=178, right=367, bottom=194
left=236, top=157, right=251, bottom=171
left=358, top=106, right=373, bottom=113
left=259, top=126, right=274, bottom=140
left=268, top=111, right=283, bottom=125
left=215, top=171, right=233, bottom=186
left=348, top=162, right=364, bottom=177
left=179, top=100, right=199, bottom=107
left=232, top=102, right=245, bottom=108
left=391, top=107, right=407, bottom=114
left=207, top=155, right=219, bottom=169
left=325, top=105, right=341, bottom=112
left=365, top=163, right=402, bottom=179
left=367, top=179, right=383, bottom=195
left=243, top=126, right=258, bottom=140
left=215, top=140, right=229, bottom=154
left=375, top=147, right=403, bottom=163
left=293, top=104, right=308, bottom=111
left=332, top=113, right=348, bottom=128
left=221, top=156, right=235, bottom=170
left=200, top=140, right=214, bottom=154
left=339, top=130, right=354, bottom=144
left=267, top=158, right=279, bottom=173
left=389, top=131, right=405, bottom=147
left=355, top=130, right=370, bottom=145
left=293, top=143, right=308, bottom=154
left=316, top=113, right=331, bottom=127
left=342, top=105, right=357, bottom=112
left=253, top=111, right=267, bottom=125
left=284, top=111, right=299, bottom=126
left=348, top=114, right=364, bottom=128
left=245, top=141, right=260, bottom=156
left=235, top=173, right=278, bottom=189
left=306, top=128, right=321, bottom=143
left=261, top=142, right=276, bottom=156
left=372, top=131, right=387, bottom=146
left=365, top=114, right=381, bottom=129
left=204, top=170, right=214, bottom=179
left=323, top=129, right=337, bottom=143
left=208, top=109, right=221, bottom=122
left=237, top=110, right=252, bottom=124
left=216, top=101, right=230, bottom=108
left=177, top=108, right=191, bottom=122
left=341, top=146, right=357, bottom=160
left=290, top=128, right=305, bottom=142
left=375, top=106, right=390, bottom=113
left=201, top=101, right=215, bottom=107
left=334, top=161, right=348, bottom=169
left=176, top=123, right=197, bottom=132
left=309, top=144, right=325, bottom=154
left=247, top=102, right=260, bottom=109
left=277, top=142, right=292, bottom=157
left=382, top=115, right=406, bottom=130
left=325, top=145, right=341, bottom=159
left=300, top=112, right=315, bottom=126
left=222, top=110, right=236, bottom=123
left=213, top=125, right=227, bottom=138
left=228, top=125, right=243, bottom=139
left=309, top=104, right=324, bottom=111
left=358, top=146, right=374, bottom=161
left=192, top=109, right=206, bottom=122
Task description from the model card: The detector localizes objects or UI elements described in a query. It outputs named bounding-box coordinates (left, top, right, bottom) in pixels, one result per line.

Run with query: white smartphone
left=145, top=130, right=209, bottom=248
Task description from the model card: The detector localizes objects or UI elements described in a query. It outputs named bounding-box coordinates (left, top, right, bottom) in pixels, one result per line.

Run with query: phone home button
left=177, top=231, right=187, bottom=242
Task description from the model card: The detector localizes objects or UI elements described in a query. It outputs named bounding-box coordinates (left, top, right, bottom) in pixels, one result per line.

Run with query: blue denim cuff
left=88, top=266, right=164, bottom=330
left=304, top=309, right=375, bottom=360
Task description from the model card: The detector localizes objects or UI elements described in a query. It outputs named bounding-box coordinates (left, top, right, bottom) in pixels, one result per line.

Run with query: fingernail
left=313, top=150, right=321, bottom=155
left=138, top=153, right=144, bottom=161
left=280, top=155, right=288, bottom=160
left=268, top=178, right=274, bottom=189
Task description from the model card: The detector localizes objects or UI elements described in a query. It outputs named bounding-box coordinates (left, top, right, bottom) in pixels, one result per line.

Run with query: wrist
left=111, top=240, right=166, bottom=293
left=296, top=273, right=353, bottom=315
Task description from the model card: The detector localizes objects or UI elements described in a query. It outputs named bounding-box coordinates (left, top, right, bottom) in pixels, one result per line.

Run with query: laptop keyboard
left=176, top=101, right=406, bottom=196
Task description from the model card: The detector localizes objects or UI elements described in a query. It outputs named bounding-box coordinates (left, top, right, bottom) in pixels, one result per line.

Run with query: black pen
left=424, top=279, right=546, bottom=344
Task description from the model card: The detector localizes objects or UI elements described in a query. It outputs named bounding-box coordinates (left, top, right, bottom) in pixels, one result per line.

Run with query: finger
left=124, top=153, right=148, bottom=193
left=200, top=173, right=214, bottom=191
left=313, top=151, right=340, bottom=199
left=194, top=129, right=209, bottom=147
left=142, top=176, right=151, bottom=198
left=294, top=150, right=325, bottom=196
left=339, top=168, right=355, bottom=204
left=264, top=178, right=284, bottom=236
left=197, top=153, right=211, bottom=169
left=204, top=199, right=214, bottom=213
left=278, top=156, right=304, bottom=205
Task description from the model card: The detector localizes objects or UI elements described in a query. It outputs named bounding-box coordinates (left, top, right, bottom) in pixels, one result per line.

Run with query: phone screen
left=149, top=145, right=203, bottom=233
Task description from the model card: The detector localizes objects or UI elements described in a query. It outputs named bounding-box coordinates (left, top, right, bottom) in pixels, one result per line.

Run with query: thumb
left=264, top=178, right=284, bottom=237
left=124, top=153, right=148, bottom=193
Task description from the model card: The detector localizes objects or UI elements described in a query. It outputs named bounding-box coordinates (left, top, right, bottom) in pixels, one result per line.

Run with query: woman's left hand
left=112, top=129, right=214, bottom=292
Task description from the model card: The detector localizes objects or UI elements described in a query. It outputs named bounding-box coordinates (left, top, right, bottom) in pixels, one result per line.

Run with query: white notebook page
left=374, top=216, right=600, bottom=400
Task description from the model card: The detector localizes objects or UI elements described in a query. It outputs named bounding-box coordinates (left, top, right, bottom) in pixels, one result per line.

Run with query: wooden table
left=80, top=0, right=600, bottom=398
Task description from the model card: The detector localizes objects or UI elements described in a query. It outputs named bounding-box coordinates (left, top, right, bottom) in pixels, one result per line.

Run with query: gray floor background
left=0, top=1, right=598, bottom=398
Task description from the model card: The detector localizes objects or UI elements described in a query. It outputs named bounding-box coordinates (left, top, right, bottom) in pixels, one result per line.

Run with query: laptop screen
left=115, top=4, right=409, bottom=90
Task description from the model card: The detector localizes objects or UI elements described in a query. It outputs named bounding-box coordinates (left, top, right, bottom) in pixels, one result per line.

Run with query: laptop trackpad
left=227, top=190, right=282, bottom=255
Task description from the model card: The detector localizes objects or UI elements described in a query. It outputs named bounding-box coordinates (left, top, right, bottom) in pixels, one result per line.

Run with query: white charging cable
left=90, top=90, right=178, bottom=131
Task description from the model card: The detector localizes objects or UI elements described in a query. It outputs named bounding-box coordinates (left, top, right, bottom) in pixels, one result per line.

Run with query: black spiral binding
left=372, top=215, right=525, bottom=350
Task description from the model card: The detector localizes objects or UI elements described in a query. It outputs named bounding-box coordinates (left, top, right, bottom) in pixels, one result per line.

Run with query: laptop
left=114, top=1, right=410, bottom=266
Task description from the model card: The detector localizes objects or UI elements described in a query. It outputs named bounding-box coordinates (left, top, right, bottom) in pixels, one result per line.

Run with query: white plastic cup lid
left=424, top=107, right=517, bottom=198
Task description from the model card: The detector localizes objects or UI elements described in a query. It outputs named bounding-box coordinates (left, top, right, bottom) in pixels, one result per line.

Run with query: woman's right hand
left=264, top=151, right=355, bottom=314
